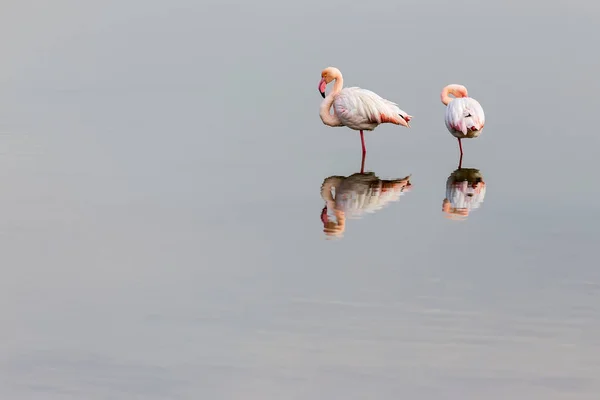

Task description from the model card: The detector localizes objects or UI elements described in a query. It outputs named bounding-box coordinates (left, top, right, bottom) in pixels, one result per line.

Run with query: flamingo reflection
left=442, top=166, right=486, bottom=220
left=320, top=157, right=412, bottom=238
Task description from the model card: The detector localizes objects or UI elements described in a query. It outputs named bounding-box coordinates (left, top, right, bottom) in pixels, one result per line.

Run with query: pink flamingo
left=318, top=67, right=412, bottom=159
left=441, top=84, right=485, bottom=168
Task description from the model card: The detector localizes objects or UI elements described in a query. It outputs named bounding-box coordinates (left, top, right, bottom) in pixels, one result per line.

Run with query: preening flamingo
left=441, top=84, right=485, bottom=168
left=318, top=67, right=413, bottom=157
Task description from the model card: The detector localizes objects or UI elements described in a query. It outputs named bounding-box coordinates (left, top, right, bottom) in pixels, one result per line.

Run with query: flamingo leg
left=457, top=138, right=463, bottom=169
left=360, top=150, right=366, bottom=174
left=360, top=130, right=366, bottom=159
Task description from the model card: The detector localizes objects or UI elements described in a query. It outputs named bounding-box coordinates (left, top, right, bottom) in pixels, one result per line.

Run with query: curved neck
left=319, top=93, right=343, bottom=127
left=321, top=175, right=346, bottom=237
left=441, top=85, right=468, bottom=106
left=331, top=74, right=344, bottom=95
left=319, top=72, right=345, bottom=127
left=441, top=88, right=452, bottom=106
left=320, top=176, right=344, bottom=202
left=320, top=73, right=344, bottom=127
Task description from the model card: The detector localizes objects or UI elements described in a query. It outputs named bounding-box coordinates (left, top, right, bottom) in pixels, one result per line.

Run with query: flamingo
left=441, top=84, right=485, bottom=168
left=318, top=66, right=413, bottom=157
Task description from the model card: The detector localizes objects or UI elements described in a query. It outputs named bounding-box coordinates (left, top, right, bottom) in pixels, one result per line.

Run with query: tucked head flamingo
left=318, top=67, right=413, bottom=157
left=441, top=84, right=485, bottom=166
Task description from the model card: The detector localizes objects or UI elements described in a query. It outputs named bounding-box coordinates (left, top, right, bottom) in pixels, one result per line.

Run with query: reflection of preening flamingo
left=441, top=84, right=485, bottom=167
left=318, top=67, right=413, bottom=158
left=320, top=172, right=412, bottom=238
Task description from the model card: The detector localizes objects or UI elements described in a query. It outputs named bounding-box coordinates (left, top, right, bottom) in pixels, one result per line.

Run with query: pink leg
left=360, top=130, right=366, bottom=158
left=457, top=138, right=463, bottom=169
left=360, top=150, right=366, bottom=174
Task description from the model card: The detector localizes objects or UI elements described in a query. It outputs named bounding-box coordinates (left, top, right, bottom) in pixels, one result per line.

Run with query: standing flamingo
left=441, top=84, right=485, bottom=168
left=318, top=67, right=413, bottom=157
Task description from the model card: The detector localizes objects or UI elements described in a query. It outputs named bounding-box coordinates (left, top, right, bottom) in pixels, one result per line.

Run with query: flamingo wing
left=336, top=174, right=410, bottom=218
left=333, top=87, right=410, bottom=129
left=445, top=98, right=485, bottom=135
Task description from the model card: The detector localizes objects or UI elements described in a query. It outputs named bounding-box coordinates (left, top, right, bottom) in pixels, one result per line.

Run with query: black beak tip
left=320, top=91, right=326, bottom=98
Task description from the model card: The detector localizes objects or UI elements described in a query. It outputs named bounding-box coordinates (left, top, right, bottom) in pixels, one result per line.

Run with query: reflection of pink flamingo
left=320, top=172, right=412, bottom=238
left=441, top=84, right=485, bottom=168
left=318, top=67, right=412, bottom=158
left=442, top=168, right=486, bottom=221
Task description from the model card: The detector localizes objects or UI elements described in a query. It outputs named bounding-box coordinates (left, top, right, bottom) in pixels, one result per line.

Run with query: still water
left=1, top=0, right=600, bottom=398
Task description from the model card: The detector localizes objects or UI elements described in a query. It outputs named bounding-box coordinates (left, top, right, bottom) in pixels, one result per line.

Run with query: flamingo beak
left=470, top=121, right=483, bottom=132
left=400, top=114, right=412, bottom=128
left=320, top=206, right=328, bottom=224
left=318, top=78, right=327, bottom=98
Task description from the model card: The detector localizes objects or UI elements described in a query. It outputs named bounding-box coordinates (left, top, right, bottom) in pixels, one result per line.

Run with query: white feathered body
left=331, top=87, right=411, bottom=131
left=445, top=97, right=485, bottom=139
left=445, top=179, right=486, bottom=211
left=330, top=173, right=410, bottom=219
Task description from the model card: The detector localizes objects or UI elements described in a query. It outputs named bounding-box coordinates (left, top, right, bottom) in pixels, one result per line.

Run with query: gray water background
left=1, top=0, right=600, bottom=398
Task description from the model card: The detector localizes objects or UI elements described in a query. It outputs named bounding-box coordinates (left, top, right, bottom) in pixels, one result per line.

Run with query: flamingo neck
left=441, top=84, right=468, bottom=106
left=320, top=71, right=345, bottom=127
left=319, top=94, right=343, bottom=127
left=321, top=176, right=346, bottom=237
left=331, top=74, right=344, bottom=95
left=320, top=176, right=344, bottom=202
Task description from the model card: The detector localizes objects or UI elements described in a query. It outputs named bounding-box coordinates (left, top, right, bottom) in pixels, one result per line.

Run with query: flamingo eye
left=465, top=113, right=472, bottom=117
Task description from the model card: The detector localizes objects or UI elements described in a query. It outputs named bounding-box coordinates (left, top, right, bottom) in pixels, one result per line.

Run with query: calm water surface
left=1, top=0, right=600, bottom=399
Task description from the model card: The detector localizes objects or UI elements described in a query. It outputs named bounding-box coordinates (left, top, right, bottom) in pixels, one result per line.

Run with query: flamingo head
left=399, top=112, right=412, bottom=127
left=319, top=67, right=341, bottom=98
